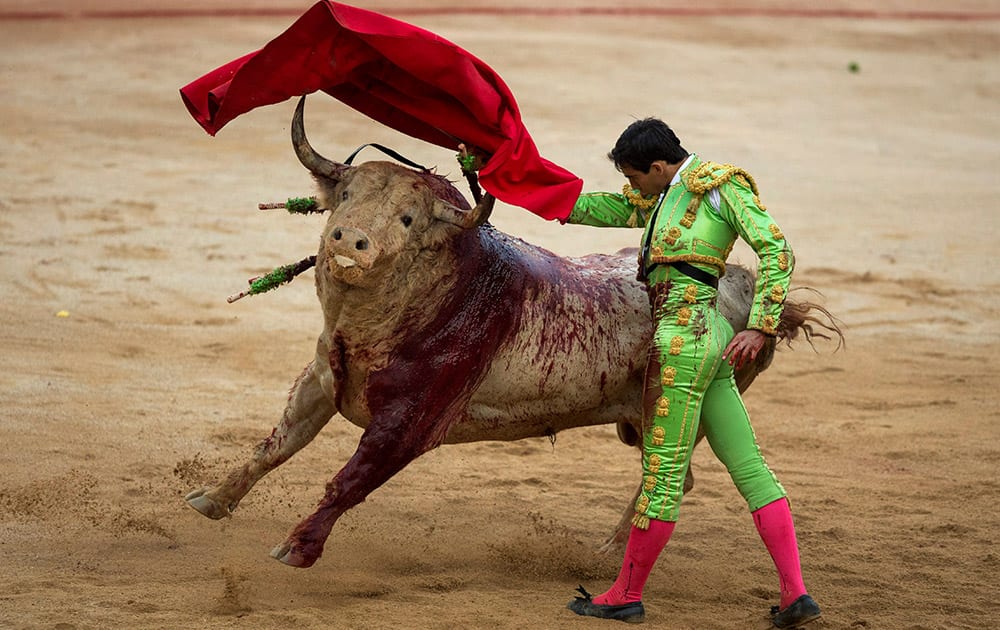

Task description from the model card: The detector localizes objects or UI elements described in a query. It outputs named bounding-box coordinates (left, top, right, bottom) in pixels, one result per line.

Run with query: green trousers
left=633, top=268, right=786, bottom=528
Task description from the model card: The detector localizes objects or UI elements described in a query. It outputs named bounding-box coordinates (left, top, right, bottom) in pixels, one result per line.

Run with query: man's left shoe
left=770, top=594, right=821, bottom=629
left=567, top=586, right=646, bottom=624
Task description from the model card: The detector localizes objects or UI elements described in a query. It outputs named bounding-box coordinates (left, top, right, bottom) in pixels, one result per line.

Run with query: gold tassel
left=631, top=513, right=651, bottom=530
left=651, top=426, right=666, bottom=445
left=626, top=209, right=639, bottom=228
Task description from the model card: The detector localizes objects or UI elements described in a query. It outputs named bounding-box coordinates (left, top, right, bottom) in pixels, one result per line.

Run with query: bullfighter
left=563, top=118, right=821, bottom=629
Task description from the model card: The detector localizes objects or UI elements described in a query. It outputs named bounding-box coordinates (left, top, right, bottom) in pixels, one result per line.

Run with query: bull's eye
left=341, top=190, right=349, bottom=201
left=401, top=215, right=413, bottom=228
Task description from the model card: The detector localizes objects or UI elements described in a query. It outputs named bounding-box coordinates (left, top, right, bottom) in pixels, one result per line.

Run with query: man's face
left=620, top=161, right=671, bottom=197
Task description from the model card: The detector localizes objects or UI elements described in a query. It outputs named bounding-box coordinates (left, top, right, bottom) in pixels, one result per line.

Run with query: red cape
left=180, top=1, right=582, bottom=221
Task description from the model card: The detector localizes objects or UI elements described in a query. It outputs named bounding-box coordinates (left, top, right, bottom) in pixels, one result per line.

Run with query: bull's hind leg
left=185, top=358, right=336, bottom=519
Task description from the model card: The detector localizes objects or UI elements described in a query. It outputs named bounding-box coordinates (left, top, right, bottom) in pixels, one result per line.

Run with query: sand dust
left=1, top=1, right=999, bottom=628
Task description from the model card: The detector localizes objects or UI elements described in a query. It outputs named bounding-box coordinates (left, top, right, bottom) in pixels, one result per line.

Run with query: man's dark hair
left=607, top=117, right=688, bottom=173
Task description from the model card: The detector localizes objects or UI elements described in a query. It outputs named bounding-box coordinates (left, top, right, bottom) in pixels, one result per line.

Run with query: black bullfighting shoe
left=770, top=594, right=822, bottom=629
left=567, top=585, right=646, bottom=624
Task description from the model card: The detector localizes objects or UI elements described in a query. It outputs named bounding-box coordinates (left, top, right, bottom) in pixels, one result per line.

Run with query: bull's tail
left=732, top=289, right=844, bottom=393
left=777, top=289, right=846, bottom=350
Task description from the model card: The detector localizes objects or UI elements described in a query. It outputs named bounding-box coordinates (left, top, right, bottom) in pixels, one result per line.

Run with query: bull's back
left=448, top=233, right=650, bottom=442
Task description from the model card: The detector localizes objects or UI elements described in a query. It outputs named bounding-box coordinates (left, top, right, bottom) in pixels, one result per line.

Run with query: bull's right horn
left=292, top=96, right=350, bottom=181
left=433, top=192, right=495, bottom=229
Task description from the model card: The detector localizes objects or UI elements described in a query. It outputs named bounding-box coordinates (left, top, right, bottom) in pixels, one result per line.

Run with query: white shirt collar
left=670, top=154, right=697, bottom=186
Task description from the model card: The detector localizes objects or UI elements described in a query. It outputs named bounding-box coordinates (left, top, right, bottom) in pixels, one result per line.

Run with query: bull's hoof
left=270, top=540, right=317, bottom=568
left=184, top=488, right=232, bottom=520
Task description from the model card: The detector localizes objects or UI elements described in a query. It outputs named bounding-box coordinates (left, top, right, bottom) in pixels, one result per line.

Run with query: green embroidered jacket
left=567, top=155, right=793, bottom=335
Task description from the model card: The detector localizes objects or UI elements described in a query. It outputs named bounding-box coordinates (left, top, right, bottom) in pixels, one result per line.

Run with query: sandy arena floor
left=1, top=1, right=999, bottom=628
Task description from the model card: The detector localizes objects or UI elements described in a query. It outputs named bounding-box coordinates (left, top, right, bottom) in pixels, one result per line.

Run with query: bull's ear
left=291, top=96, right=351, bottom=182
left=432, top=193, right=495, bottom=229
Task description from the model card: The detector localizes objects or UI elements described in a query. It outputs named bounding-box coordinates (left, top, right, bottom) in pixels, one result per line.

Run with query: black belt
left=665, top=260, right=719, bottom=289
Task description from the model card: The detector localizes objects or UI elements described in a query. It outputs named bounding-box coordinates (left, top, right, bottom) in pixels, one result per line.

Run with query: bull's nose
left=329, top=227, right=369, bottom=252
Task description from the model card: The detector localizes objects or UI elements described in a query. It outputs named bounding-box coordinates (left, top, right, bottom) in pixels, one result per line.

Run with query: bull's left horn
left=433, top=192, right=495, bottom=229
left=292, top=96, right=350, bottom=181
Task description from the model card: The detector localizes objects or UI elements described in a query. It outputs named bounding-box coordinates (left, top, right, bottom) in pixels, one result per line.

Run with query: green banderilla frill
left=227, top=255, right=317, bottom=303
left=258, top=196, right=322, bottom=214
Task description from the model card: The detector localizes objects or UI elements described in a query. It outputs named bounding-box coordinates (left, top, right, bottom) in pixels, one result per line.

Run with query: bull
left=185, top=96, right=835, bottom=568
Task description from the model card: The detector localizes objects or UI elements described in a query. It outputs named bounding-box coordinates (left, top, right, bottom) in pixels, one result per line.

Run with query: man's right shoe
left=567, top=586, right=646, bottom=623
left=770, top=594, right=821, bottom=629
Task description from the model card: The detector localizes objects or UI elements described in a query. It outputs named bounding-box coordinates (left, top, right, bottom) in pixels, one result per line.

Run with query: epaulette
left=683, top=160, right=759, bottom=197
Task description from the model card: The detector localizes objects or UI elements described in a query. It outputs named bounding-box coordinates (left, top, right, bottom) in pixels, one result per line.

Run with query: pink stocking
left=753, top=498, right=807, bottom=609
left=594, top=519, right=675, bottom=605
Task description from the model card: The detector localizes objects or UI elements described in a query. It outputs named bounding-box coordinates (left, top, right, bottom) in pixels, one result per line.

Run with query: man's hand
left=457, top=143, right=487, bottom=172
left=723, top=329, right=769, bottom=371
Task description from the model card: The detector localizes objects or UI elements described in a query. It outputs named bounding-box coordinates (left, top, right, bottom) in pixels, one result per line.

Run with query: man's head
left=609, top=118, right=689, bottom=197
left=608, top=117, right=688, bottom=171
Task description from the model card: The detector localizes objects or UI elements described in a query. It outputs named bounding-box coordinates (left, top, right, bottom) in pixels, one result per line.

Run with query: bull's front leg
left=185, top=357, right=336, bottom=519
left=269, top=405, right=452, bottom=568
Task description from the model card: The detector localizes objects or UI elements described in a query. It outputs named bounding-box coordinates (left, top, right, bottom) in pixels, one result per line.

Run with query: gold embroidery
left=622, top=184, right=656, bottom=210
left=683, top=285, right=698, bottom=304
left=664, top=226, right=682, bottom=246
left=643, top=475, right=657, bottom=491
left=769, top=224, right=784, bottom=240
left=686, top=196, right=700, bottom=214
left=661, top=367, right=676, bottom=387
left=680, top=212, right=696, bottom=228
left=651, top=426, right=666, bottom=445
left=651, top=245, right=664, bottom=258
left=636, top=494, right=650, bottom=512
left=683, top=161, right=759, bottom=196
left=632, top=513, right=651, bottom=530
left=648, top=454, right=662, bottom=473
left=770, top=285, right=785, bottom=304
left=763, top=315, right=777, bottom=334
left=669, top=336, right=684, bottom=355
left=656, top=396, right=670, bottom=417
left=648, top=253, right=726, bottom=276
left=676, top=307, right=691, bottom=326
left=778, top=252, right=789, bottom=271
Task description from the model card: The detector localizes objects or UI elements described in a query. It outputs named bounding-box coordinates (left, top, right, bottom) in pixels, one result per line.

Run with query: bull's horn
left=433, top=192, right=495, bottom=229
left=292, top=95, right=350, bottom=181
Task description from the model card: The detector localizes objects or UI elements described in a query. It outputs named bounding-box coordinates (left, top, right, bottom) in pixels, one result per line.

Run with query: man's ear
left=649, top=160, right=667, bottom=175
